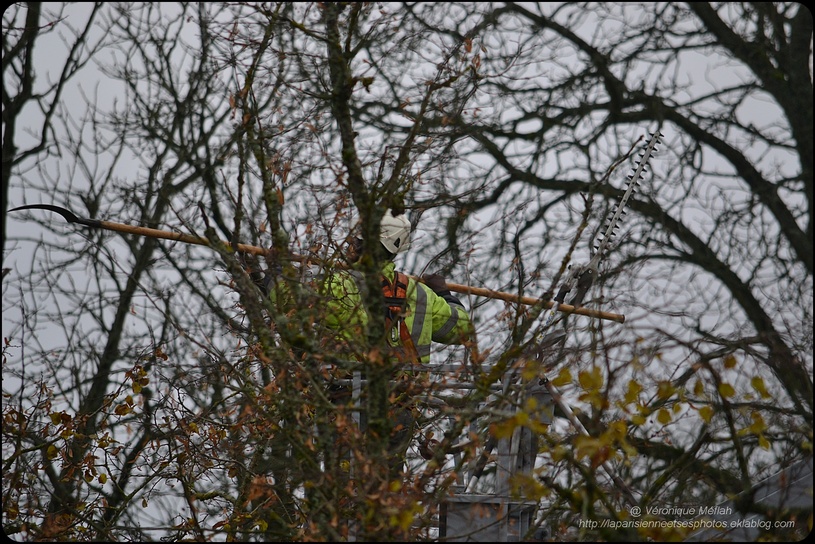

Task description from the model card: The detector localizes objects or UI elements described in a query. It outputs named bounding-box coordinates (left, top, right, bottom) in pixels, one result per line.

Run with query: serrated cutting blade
left=588, top=131, right=663, bottom=270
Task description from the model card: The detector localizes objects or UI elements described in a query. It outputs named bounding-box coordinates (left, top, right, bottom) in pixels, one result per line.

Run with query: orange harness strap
left=382, top=271, right=420, bottom=364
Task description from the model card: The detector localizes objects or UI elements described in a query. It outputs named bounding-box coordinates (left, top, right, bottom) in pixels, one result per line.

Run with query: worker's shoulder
left=320, top=268, right=363, bottom=296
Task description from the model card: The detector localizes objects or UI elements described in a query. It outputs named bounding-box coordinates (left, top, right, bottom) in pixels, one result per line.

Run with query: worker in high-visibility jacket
left=251, top=209, right=474, bottom=477
left=323, top=210, right=473, bottom=364
left=320, top=209, right=475, bottom=476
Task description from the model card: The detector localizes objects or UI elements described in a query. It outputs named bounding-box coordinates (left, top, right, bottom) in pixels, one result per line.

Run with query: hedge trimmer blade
left=588, top=131, right=663, bottom=272
left=543, top=130, right=663, bottom=321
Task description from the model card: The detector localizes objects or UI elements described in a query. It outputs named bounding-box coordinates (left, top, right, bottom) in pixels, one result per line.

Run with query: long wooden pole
left=440, top=281, right=624, bottom=323
left=10, top=205, right=626, bottom=323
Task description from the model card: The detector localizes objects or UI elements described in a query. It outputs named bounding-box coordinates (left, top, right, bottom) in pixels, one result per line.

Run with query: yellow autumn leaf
left=605, top=420, right=628, bottom=442
left=574, top=435, right=603, bottom=461
left=624, top=380, right=643, bottom=405
left=749, top=412, right=766, bottom=434
left=50, top=413, right=62, bottom=426
left=718, top=383, right=736, bottom=398
left=758, top=435, right=770, bottom=450
left=393, top=504, right=422, bottom=532
left=699, top=405, right=714, bottom=423
left=578, top=389, right=607, bottom=411
left=98, top=473, right=107, bottom=484
left=551, top=445, right=568, bottom=461
left=693, top=379, right=705, bottom=396
left=656, top=381, right=675, bottom=400
left=521, top=362, right=540, bottom=381
left=550, top=367, right=572, bottom=387
left=491, top=417, right=518, bottom=439
left=631, top=414, right=646, bottom=426
left=578, top=366, right=603, bottom=392
left=657, top=408, right=672, bottom=425
left=751, top=376, right=771, bottom=399
left=723, top=354, right=737, bottom=368
left=46, top=444, right=59, bottom=460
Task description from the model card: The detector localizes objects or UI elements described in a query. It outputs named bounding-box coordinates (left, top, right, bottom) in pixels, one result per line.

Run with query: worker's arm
left=423, top=274, right=474, bottom=345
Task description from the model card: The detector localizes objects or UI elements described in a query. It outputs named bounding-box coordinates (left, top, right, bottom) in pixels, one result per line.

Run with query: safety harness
left=381, top=271, right=421, bottom=364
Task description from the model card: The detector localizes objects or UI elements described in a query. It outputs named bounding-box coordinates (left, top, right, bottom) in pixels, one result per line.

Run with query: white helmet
left=379, top=209, right=411, bottom=254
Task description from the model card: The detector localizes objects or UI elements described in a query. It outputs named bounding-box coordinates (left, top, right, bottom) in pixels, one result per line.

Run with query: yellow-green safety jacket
left=322, top=261, right=473, bottom=364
